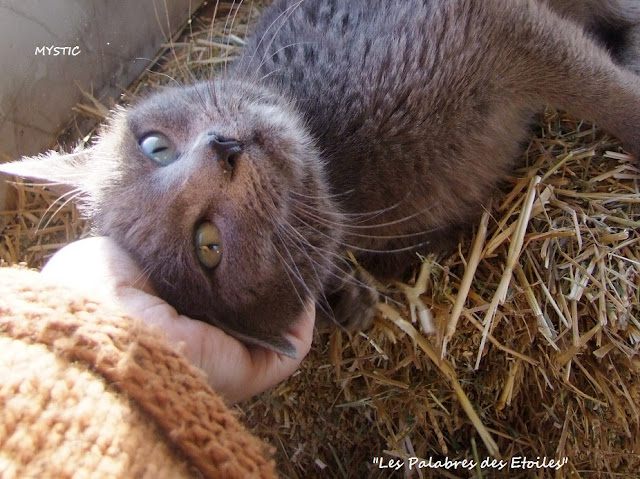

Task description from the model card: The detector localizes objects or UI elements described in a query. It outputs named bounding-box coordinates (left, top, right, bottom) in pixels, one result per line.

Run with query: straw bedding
left=1, top=2, right=638, bottom=477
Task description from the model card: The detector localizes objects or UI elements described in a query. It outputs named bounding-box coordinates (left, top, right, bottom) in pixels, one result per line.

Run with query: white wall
left=0, top=0, right=203, bottom=208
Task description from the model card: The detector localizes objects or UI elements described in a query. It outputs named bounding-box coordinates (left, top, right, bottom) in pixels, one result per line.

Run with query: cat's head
left=0, top=80, right=344, bottom=356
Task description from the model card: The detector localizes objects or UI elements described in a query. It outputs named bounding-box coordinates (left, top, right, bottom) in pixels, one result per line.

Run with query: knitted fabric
left=0, top=267, right=277, bottom=479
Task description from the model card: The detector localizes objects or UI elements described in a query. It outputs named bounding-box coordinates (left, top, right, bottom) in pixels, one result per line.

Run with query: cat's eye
left=140, top=133, right=177, bottom=166
left=195, top=222, right=223, bottom=269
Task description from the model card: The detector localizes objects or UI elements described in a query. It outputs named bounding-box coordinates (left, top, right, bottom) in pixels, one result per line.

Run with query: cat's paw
left=318, top=267, right=379, bottom=331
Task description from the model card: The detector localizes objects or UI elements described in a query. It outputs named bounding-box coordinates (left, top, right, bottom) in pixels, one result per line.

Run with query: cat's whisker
left=277, top=201, right=370, bottom=285
left=37, top=188, right=84, bottom=232
left=256, top=190, right=318, bottom=312
left=255, top=67, right=286, bottom=84
left=290, top=200, right=442, bottom=241
left=3, top=178, right=80, bottom=189
left=242, top=1, right=255, bottom=45
left=226, top=0, right=250, bottom=79
left=291, top=212, right=441, bottom=255
left=205, top=2, right=221, bottom=81
left=289, top=191, right=417, bottom=225
left=153, top=0, right=194, bottom=85
left=242, top=0, right=307, bottom=79
left=252, top=41, right=314, bottom=83
left=146, top=70, right=183, bottom=88
left=279, top=220, right=362, bottom=286
left=276, top=217, right=337, bottom=280
left=152, top=0, right=219, bottom=119
left=121, top=262, right=159, bottom=299
left=250, top=2, right=311, bottom=84
left=278, top=216, right=405, bottom=313
left=158, top=274, right=178, bottom=292
left=221, top=0, right=240, bottom=78
left=258, top=187, right=340, bottom=318
left=289, top=188, right=355, bottom=201
left=274, top=218, right=357, bottom=319
left=271, top=229, right=315, bottom=313
left=274, top=232, right=340, bottom=322
left=186, top=0, right=196, bottom=39
left=134, top=264, right=156, bottom=294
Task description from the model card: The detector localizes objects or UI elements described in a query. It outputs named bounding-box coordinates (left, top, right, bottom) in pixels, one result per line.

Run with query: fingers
left=250, top=297, right=315, bottom=381
left=41, top=237, right=317, bottom=405
left=198, top=298, right=316, bottom=404
left=42, top=236, right=155, bottom=297
left=284, top=297, right=316, bottom=359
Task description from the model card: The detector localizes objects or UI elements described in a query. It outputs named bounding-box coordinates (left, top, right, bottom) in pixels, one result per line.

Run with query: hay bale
left=241, top=108, right=640, bottom=478
left=1, top=2, right=638, bottom=477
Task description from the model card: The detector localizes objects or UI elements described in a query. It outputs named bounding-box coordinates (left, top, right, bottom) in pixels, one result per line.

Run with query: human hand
left=41, top=236, right=315, bottom=404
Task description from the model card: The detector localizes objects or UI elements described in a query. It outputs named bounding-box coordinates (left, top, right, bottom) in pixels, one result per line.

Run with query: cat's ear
left=0, top=148, right=92, bottom=194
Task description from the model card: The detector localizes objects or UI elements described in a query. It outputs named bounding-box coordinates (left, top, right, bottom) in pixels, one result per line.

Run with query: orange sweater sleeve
left=0, top=267, right=277, bottom=479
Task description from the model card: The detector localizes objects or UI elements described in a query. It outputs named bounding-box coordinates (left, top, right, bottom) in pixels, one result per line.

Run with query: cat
left=2, top=0, right=640, bottom=357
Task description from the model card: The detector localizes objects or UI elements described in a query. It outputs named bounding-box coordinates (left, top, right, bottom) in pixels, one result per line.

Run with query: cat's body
left=235, top=0, right=640, bottom=278
left=3, top=0, right=640, bottom=355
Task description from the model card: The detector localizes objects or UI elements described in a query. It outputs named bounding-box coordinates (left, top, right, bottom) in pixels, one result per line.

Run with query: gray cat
left=2, top=0, right=640, bottom=356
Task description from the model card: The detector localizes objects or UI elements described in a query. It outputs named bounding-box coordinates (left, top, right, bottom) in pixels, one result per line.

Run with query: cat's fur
left=2, top=0, right=640, bottom=356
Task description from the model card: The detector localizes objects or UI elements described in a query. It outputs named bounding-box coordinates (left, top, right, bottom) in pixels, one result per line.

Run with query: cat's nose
left=207, top=134, right=243, bottom=173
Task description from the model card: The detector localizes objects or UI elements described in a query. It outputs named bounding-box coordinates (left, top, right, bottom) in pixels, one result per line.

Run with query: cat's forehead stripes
left=119, top=81, right=295, bottom=151
left=124, top=87, right=210, bottom=138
